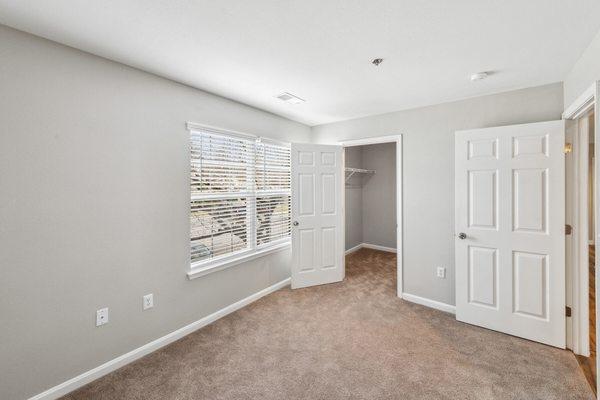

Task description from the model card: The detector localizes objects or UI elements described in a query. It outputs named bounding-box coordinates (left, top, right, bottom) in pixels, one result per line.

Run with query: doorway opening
left=567, top=110, right=597, bottom=395
left=340, top=136, right=403, bottom=297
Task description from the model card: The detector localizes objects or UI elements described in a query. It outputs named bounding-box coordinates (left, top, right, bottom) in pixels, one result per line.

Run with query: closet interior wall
left=344, top=143, right=396, bottom=252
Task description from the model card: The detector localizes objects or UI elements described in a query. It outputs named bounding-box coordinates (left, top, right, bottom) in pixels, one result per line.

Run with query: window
left=189, top=125, right=291, bottom=271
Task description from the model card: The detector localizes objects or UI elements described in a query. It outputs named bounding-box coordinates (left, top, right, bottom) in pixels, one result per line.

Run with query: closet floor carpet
left=62, top=249, right=593, bottom=400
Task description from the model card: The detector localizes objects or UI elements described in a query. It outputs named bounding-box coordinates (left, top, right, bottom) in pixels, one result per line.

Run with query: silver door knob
left=293, top=221, right=299, bottom=226
left=457, top=232, right=467, bottom=240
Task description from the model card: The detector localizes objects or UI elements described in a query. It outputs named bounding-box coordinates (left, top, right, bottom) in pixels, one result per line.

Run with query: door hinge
left=566, top=306, right=572, bottom=317
left=564, top=143, right=573, bottom=154
left=565, top=224, right=572, bottom=235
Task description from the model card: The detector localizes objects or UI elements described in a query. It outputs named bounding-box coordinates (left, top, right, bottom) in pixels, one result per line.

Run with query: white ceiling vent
left=470, top=72, right=489, bottom=81
left=276, top=92, right=305, bottom=104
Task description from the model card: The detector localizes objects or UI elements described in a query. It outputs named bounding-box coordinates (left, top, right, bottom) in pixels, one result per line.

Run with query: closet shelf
left=345, top=167, right=375, bottom=183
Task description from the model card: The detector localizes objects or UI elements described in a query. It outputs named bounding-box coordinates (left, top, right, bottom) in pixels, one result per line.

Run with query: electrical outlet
left=96, top=308, right=109, bottom=326
left=143, top=294, right=154, bottom=310
left=436, top=267, right=446, bottom=279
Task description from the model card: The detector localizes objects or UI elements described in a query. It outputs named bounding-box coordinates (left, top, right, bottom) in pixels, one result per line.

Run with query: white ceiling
left=1, top=1, right=599, bottom=126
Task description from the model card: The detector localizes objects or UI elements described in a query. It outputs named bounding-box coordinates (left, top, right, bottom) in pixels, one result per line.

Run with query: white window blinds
left=190, top=127, right=291, bottom=266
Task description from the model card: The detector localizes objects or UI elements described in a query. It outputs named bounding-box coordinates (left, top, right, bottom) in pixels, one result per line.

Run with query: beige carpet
left=62, top=249, right=594, bottom=400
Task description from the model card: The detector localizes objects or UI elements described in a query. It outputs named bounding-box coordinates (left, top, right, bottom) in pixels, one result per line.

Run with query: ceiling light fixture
left=470, top=72, right=489, bottom=81
left=275, top=92, right=305, bottom=104
left=372, top=58, right=384, bottom=66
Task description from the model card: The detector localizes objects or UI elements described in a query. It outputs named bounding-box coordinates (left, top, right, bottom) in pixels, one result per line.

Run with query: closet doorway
left=341, top=136, right=403, bottom=296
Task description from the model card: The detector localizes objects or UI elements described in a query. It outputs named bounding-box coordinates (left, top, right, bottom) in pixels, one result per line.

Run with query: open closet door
left=455, top=120, right=566, bottom=348
left=291, top=143, right=344, bottom=289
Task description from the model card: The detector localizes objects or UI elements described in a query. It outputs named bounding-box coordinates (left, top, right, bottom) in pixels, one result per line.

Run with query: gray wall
left=344, top=146, right=363, bottom=250
left=564, top=28, right=600, bottom=108
left=361, top=143, right=396, bottom=249
left=0, top=25, right=310, bottom=400
left=313, top=83, right=564, bottom=306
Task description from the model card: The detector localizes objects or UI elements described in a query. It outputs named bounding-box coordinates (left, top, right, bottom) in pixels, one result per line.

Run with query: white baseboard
left=29, top=278, right=291, bottom=400
left=401, top=292, right=456, bottom=314
left=362, top=243, right=397, bottom=253
left=344, top=243, right=364, bottom=255
left=345, top=243, right=397, bottom=255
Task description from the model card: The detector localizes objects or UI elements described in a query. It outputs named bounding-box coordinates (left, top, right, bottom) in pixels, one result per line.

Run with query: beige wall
left=0, top=25, right=310, bottom=400
left=312, top=83, right=564, bottom=306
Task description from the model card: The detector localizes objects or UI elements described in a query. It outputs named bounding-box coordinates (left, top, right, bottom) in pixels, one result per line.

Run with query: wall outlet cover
left=143, top=294, right=154, bottom=310
left=96, top=308, right=109, bottom=326
left=436, top=267, right=446, bottom=279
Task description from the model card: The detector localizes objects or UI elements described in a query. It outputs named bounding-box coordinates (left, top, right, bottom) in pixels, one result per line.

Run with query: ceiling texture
left=1, top=0, right=599, bottom=126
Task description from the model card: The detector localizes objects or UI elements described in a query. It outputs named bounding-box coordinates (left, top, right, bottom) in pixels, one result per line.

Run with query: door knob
left=457, top=232, right=467, bottom=240
left=293, top=221, right=299, bottom=226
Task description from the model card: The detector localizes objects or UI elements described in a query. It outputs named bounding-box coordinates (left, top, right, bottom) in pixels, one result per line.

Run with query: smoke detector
left=276, top=92, right=305, bottom=104
left=470, top=72, right=489, bottom=81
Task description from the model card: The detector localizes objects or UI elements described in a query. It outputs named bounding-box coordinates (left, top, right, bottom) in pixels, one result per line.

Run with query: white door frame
left=565, top=111, right=591, bottom=355
left=338, top=135, right=403, bottom=297
left=563, top=81, right=599, bottom=396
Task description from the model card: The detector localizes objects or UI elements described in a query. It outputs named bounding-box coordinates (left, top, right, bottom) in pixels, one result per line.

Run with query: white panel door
left=455, top=120, right=566, bottom=347
left=291, top=143, right=344, bottom=289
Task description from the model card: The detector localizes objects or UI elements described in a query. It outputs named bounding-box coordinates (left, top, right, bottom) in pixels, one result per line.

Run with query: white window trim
left=187, top=122, right=291, bottom=279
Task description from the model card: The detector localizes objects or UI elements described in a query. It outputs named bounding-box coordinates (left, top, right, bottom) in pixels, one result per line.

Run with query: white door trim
left=339, top=135, right=403, bottom=297
left=563, top=84, right=597, bottom=120
left=567, top=112, right=592, bottom=356
left=563, top=81, right=599, bottom=398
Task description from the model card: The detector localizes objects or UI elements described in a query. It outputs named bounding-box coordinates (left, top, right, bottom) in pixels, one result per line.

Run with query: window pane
left=192, top=163, right=250, bottom=194
left=256, top=195, right=291, bottom=246
left=255, top=142, right=291, bottom=191
left=191, top=132, right=254, bottom=195
left=190, top=198, right=249, bottom=263
left=190, top=128, right=291, bottom=267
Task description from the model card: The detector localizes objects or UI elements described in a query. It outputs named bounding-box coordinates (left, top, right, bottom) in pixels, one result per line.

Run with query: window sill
left=187, top=240, right=291, bottom=280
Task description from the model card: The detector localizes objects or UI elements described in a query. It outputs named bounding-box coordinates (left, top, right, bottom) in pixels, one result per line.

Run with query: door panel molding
left=455, top=120, right=566, bottom=348
left=291, top=143, right=344, bottom=289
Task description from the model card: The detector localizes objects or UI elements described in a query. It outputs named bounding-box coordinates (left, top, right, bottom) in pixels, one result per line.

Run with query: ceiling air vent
left=276, top=92, right=305, bottom=104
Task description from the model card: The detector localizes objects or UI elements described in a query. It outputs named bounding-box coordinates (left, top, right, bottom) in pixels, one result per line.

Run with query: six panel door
left=291, top=143, right=344, bottom=289
left=455, top=120, right=566, bottom=347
